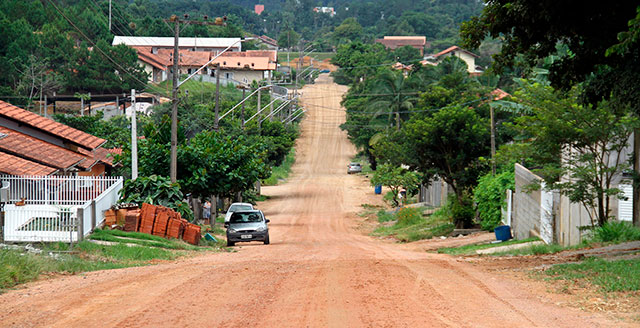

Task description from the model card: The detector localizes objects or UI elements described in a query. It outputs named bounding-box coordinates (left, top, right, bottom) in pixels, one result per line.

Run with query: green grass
left=278, top=52, right=335, bottom=63
left=89, top=229, right=201, bottom=250
left=0, top=227, right=227, bottom=292
left=262, top=148, right=296, bottom=186
left=491, top=243, right=577, bottom=256
left=372, top=207, right=454, bottom=242
left=438, top=237, right=541, bottom=255
left=544, top=257, right=640, bottom=292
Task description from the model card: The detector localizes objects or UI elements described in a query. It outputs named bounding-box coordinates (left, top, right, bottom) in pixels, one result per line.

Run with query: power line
left=44, top=0, right=153, bottom=92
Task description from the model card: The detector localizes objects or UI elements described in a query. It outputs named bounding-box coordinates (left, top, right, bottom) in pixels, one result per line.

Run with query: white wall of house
left=440, top=51, right=477, bottom=73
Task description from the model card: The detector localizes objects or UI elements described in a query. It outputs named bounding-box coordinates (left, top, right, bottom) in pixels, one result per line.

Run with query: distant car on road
left=347, top=162, right=362, bottom=174
left=224, top=210, right=270, bottom=246
left=224, top=202, right=254, bottom=222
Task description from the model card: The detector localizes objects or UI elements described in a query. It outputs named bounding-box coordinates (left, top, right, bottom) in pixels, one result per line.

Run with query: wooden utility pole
left=241, top=87, right=246, bottom=130
left=170, top=16, right=180, bottom=183
left=490, top=106, right=496, bottom=175
left=213, top=64, right=221, bottom=131
left=257, top=88, right=261, bottom=130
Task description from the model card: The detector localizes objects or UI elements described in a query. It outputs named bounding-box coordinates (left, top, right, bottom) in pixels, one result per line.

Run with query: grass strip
left=544, top=257, right=640, bottom=292
left=437, top=237, right=540, bottom=255
left=263, top=148, right=296, bottom=186
left=89, top=229, right=200, bottom=250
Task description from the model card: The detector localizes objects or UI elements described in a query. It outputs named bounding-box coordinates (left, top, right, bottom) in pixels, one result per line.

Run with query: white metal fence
left=0, top=175, right=121, bottom=205
left=2, top=175, right=123, bottom=243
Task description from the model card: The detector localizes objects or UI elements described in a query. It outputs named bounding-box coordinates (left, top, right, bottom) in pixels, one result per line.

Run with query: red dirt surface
left=0, top=75, right=635, bottom=328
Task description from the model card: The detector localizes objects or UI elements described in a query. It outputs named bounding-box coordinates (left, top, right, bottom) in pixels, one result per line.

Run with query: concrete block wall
left=512, top=164, right=542, bottom=240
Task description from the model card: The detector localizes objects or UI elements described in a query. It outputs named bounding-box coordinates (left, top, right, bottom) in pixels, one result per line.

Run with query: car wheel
left=227, top=240, right=235, bottom=247
left=264, top=234, right=270, bottom=245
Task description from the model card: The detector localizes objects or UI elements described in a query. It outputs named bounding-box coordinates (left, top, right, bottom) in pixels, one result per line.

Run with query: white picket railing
left=2, top=175, right=123, bottom=243
left=0, top=175, right=121, bottom=205
left=3, top=204, right=80, bottom=242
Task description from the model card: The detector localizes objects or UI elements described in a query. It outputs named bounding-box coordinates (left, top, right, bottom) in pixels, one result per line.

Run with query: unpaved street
left=0, top=75, right=632, bottom=327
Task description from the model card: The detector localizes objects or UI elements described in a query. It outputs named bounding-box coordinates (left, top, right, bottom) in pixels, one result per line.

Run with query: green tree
left=278, top=29, right=300, bottom=49
left=403, top=105, right=490, bottom=210
left=368, top=68, right=417, bottom=129
left=393, top=45, right=421, bottom=65
left=370, top=164, right=420, bottom=207
left=333, top=17, right=363, bottom=44
left=506, top=81, right=639, bottom=226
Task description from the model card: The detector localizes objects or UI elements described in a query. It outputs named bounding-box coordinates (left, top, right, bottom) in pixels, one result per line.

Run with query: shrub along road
left=0, top=75, right=631, bottom=327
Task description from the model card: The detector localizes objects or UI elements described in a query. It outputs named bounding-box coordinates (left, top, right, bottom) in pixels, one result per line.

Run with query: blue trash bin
left=494, top=225, right=512, bottom=241
left=374, top=185, right=382, bottom=194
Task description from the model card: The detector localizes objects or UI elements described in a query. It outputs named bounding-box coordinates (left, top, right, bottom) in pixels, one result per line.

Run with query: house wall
left=513, top=163, right=543, bottom=240
left=418, top=178, right=450, bottom=207
left=220, top=70, right=265, bottom=85
left=440, top=51, right=476, bottom=73
left=138, top=60, right=154, bottom=83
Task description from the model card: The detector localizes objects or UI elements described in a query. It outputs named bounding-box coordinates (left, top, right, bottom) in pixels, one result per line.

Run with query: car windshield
left=229, top=204, right=252, bottom=212
left=350, top=163, right=361, bottom=167
left=229, top=212, right=263, bottom=223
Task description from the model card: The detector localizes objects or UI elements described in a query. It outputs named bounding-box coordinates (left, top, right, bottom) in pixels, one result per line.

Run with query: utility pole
left=131, top=89, right=138, bottom=179
left=108, top=0, right=112, bottom=32
left=170, top=16, right=180, bottom=183
left=241, top=87, right=246, bottom=130
left=490, top=107, right=497, bottom=175
left=257, top=88, right=261, bottom=130
left=213, top=63, right=221, bottom=131
left=268, top=72, right=273, bottom=121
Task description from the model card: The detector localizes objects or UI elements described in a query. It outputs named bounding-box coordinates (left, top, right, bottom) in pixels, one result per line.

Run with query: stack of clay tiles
left=133, top=203, right=200, bottom=245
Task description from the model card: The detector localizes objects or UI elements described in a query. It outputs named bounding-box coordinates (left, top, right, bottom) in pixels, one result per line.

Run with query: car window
left=229, top=204, right=252, bottom=212
left=230, top=212, right=263, bottom=223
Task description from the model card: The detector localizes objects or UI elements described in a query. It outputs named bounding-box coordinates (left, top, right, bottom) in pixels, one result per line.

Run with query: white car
left=224, top=202, right=254, bottom=222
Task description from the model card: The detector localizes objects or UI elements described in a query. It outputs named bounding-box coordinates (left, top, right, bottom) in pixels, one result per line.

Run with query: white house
left=425, top=46, right=481, bottom=75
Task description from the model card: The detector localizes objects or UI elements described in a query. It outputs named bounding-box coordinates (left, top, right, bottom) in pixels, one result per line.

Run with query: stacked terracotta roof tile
left=127, top=203, right=200, bottom=245
left=0, top=100, right=114, bottom=176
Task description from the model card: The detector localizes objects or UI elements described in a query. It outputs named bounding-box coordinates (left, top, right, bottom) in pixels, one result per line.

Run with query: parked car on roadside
left=347, top=162, right=362, bottom=174
left=224, top=202, right=254, bottom=222
left=224, top=210, right=270, bottom=246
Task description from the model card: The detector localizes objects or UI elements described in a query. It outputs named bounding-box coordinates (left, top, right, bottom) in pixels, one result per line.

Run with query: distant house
left=313, top=7, right=336, bottom=17
left=426, top=46, right=481, bottom=75
left=0, top=100, right=114, bottom=177
left=112, top=36, right=242, bottom=53
left=375, top=36, right=427, bottom=56
left=255, top=35, right=278, bottom=50
left=131, top=45, right=277, bottom=85
left=255, top=4, right=265, bottom=15
left=211, top=50, right=278, bottom=85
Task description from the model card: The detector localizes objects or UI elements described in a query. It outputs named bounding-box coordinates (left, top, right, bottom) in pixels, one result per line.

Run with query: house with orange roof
left=376, top=36, right=428, bottom=56
left=0, top=100, right=114, bottom=177
left=131, top=45, right=277, bottom=85
left=426, top=45, right=482, bottom=75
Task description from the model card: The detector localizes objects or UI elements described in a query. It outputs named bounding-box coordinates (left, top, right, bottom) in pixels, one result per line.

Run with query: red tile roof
left=433, top=46, right=479, bottom=58
left=134, top=48, right=169, bottom=70
left=491, top=88, right=510, bottom=100
left=376, top=36, right=426, bottom=50
left=0, top=152, right=57, bottom=176
left=0, top=126, right=86, bottom=170
left=0, top=100, right=106, bottom=150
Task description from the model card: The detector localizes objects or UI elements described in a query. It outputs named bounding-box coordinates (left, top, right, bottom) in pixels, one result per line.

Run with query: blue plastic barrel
left=494, top=225, right=512, bottom=241
left=374, top=185, right=382, bottom=194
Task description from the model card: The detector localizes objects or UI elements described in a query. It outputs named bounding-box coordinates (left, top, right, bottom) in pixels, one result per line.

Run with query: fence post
left=0, top=210, right=4, bottom=243
left=77, top=207, right=84, bottom=242
left=91, top=200, right=96, bottom=231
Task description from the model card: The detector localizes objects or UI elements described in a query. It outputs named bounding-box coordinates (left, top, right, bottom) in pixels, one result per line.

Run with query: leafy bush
left=474, top=170, right=515, bottom=231
left=395, top=207, right=423, bottom=227
left=450, top=192, right=475, bottom=228
left=588, top=221, right=640, bottom=243
left=119, top=175, right=193, bottom=221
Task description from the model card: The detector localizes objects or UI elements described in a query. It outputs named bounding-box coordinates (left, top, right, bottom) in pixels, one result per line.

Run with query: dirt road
left=0, top=75, right=632, bottom=327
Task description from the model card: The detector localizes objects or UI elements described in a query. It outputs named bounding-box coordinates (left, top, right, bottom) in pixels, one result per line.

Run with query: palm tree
left=368, top=69, right=418, bottom=130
